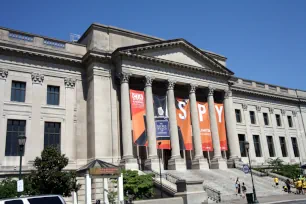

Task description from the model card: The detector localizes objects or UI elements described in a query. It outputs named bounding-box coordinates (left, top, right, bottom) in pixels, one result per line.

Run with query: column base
left=144, top=158, right=163, bottom=171
left=192, top=158, right=209, bottom=170
left=210, top=158, right=227, bottom=170
left=120, top=158, right=138, bottom=170
left=168, top=157, right=186, bottom=170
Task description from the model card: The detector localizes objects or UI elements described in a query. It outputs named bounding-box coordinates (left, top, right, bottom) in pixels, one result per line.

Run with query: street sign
left=243, top=164, right=250, bottom=174
left=17, top=179, right=24, bottom=192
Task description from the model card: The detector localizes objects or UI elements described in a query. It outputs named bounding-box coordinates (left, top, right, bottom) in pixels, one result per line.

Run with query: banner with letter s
left=176, top=98, right=192, bottom=150
left=197, top=102, right=213, bottom=151
left=215, top=103, right=228, bottom=151
left=130, top=90, right=147, bottom=146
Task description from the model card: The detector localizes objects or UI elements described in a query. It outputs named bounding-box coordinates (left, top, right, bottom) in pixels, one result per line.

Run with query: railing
left=203, top=184, right=221, bottom=203
left=149, top=170, right=180, bottom=185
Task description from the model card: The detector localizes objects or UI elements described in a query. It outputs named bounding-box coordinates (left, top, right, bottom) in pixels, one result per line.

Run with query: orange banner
left=197, top=102, right=213, bottom=151
left=215, top=103, right=228, bottom=151
left=130, top=90, right=147, bottom=146
left=176, top=98, right=192, bottom=150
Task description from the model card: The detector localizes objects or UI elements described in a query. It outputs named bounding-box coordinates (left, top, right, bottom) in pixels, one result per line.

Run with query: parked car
left=0, top=195, right=66, bottom=204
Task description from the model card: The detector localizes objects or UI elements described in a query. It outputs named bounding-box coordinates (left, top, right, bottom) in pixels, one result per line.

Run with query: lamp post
left=18, top=135, right=26, bottom=195
left=158, top=142, right=163, bottom=198
left=244, top=141, right=258, bottom=203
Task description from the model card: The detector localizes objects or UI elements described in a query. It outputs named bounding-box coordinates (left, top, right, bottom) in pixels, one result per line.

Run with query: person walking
left=274, top=177, right=279, bottom=188
left=303, top=180, right=306, bottom=195
left=235, top=178, right=240, bottom=196
left=297, top=179, right=303, bottom=194
left=241, top=182, right=247, bottom=199
left=285, top=179, right=291, bottom=193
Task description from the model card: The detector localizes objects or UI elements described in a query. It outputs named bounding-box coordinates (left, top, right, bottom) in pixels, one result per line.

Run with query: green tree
left=27, top=146, right=81, bottom=196
left=267, top=157, right=284, bottom=171
left=123, top=170, right=154, bottom=200
left=0, top=178, right=18, bottom=199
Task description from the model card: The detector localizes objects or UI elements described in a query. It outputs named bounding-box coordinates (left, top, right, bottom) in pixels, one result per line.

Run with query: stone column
left=294, top=111, right=306, bottom=162
left=119, top=73, right=137, bottom=169
left=167, top=80, right=186, bottom=170
left=207, top=86, right=227, bottom=169
left=223, top=89, right=241, bottom=166
left=0, top=69, right=8, bottom=167
left=144, top=76, right=160, bottom=170
left=190, top=84, right=209, bottom=169
left=85, top=174, right=92, bottom=204
left=103, top=178, right=109, bottom=204
left=118, top=173, right=124, bottom=204
left=269, top=107, right=283, bottom=158
left=281, top=109, right=295, bottom=163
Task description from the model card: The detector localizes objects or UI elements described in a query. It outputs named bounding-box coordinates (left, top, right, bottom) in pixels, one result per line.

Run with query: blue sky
left=1, top=0, right=305, bottom=90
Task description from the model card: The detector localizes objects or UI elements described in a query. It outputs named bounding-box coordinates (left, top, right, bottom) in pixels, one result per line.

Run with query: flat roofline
left=0, top=26, right=86, bottom=47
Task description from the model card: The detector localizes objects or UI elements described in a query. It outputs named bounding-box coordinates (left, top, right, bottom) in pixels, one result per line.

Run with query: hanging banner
left=215, top=103, right=228, bottom=151
left=130, top=90, right=147, bottom=146
left=197, top=102, right=213, bottom=151
left=176, top=98, right=192, bottom=150
left=153, top=94, right=170, bottom=149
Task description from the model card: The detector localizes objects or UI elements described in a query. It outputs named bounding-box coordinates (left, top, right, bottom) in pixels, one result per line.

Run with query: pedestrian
left=285, top=179, right=291, bottom=193
left=303, top=180, right=306, bottom=195
left=273, top=177, right=279, bottom=188
left=297, top=179, right=303, bottom=194
left=242, top=182, right=247, bottom=199
left=235, top=177, right=240, bottom=196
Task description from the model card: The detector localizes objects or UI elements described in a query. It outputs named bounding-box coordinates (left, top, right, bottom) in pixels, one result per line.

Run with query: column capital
left=31, top=72, right=44, bottom=84
left=208, top=85, right=214, bottom=96
left=145, top=76, right=154, bottom=87
left=281, top=109, right=286, bottom=115
left=189, top=84, right=198, bottom=94
left=256, top=105, right=261, bottom=112
left=119, top=72, right=131, bottom=84
left=224, top=89, right=232, bottom=99
left=269, top=107, right=274, bottom=114
left=292, top=111, right=297, bottom=117
left=0, top=69, right=8, bottom=80
left=242, top=103, right=248, bottom=111
left=167, top=79, right=176, bottom=90
left=65, top=77, right=76, bottom=88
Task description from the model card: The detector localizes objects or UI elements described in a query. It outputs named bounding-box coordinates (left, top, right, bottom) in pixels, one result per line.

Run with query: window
left=11, top=81, right=26, bottom=102
left=44, top=122, right=61, bottom=149
left=249, top=111, right=256, bottom=124
left=291, top=137, right=299, bottom=157
left=235, top=109, right=242, bottom=123
left=5, top=200, right=24, bottom=204
left=276, top=114, right=282, bottom=127
left=287, top=116, right=293, bottom=128
left=28, top=196, right=63, bottom=204
left=47, top=85, right=60, bottom=105
left=239, top=134, right=247, bottom=157
left=253, top=135, right=262, bottom=157
left=266, top=136, right=275, bottom=157
left=279, top=137, right=288, bottom=157
left=263, top=113, right=269, bottom=126
left=5, top=120, right=26, bottom=156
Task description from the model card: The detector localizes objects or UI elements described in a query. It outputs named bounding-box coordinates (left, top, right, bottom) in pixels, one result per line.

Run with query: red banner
left=197, top=102, right=213, bottom=151
left=130, top=90, right=147, bottom=146
left=176, top=98, right=192, bottom=150
left=215, top=103, right=228, bottom=151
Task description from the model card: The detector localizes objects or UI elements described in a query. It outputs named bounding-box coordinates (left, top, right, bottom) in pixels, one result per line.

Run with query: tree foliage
left=268, top=158, right=301, bottom=179
left=0, top=177, right=32, bottom=199
left=123, top=170, right=154, bottom=200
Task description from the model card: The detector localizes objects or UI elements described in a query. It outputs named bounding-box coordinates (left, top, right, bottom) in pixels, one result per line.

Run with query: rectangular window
left=235, top=109, right=242, bottom=123
left=11, top=81, right=26, bottom=102
left=291, top=137, right=299, bottom=157
left=47, top=85, right=60, bottom=105
left=263, top=113, right=269, bottom=126
left=5, top=119, right=26, bottom=156
left=276, top=114, right=282, bottom=127
left=250, top=111, right=256, bottom=124
left=279, top=137, right=288, bottom=157
left=238, top=134, right=247, bottom=157
left=287, top=116, right=293, bottom=128
left=253, top=135, right=262, bottom=157
left=266, top=136, right=275, bottom=157
left=44, top=122, right=61, bottom=149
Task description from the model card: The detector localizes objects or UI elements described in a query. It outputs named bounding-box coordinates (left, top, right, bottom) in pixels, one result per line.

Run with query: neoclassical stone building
left=0, top=23, right=306, bottom=175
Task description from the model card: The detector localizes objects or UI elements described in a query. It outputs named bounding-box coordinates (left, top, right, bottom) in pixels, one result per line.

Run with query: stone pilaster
left=207, top=86, right=227, bottom=169
left=256, top=106, right=270, bottom=160
left=190, top=84, right=209, bottom=169
left=144, top=76, right=160, bottom=170
left=294, top=111, right=306, bottom=162
left=223, top=89, right=241, bottom=166
left=281, top=109, right=295, bottom=162
left=0, top=69, right=8, bottom=166
left=119, top=73, right=137, bottom=169
left=167, top=80, right=186, bottom=170
left=269, top=107, right=283, bottom=158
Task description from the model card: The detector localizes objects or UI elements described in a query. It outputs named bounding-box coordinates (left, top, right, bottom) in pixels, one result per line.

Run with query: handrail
left=203, top=184, right=221, bottom=203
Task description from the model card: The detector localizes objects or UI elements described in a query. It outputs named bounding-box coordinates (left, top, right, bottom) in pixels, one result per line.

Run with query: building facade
left=0, top=23, right=306, bottom=174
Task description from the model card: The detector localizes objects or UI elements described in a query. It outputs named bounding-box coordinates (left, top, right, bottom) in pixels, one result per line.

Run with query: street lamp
left=18, top=135, right=26, bottom=181
left=244, top=141, right=258, bottom=203
left=158, top=142, right=163, bottom=198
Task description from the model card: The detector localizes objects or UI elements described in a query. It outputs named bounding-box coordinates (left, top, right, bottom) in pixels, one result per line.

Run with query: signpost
left=243, top=164, right=250, bottom=174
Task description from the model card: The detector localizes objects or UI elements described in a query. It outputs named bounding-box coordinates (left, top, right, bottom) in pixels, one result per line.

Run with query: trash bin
left=246, top=193, right=254, bottom=204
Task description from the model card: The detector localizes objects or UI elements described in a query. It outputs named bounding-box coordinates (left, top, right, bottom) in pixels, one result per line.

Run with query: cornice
left=82, top=50, right=112, bottom=65
left=118, top=51, right=230, bottom=78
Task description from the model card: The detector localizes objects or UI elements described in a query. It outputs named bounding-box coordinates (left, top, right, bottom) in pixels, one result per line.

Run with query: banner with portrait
left=176, top=98, right=192, bottom=150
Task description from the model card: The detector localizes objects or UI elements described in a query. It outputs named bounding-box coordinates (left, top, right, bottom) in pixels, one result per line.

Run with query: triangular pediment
left=116, top=39, right=234, bottom=75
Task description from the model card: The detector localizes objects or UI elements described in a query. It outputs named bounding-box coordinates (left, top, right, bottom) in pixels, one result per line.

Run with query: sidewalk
left=220, top=194, right=306, bottom=204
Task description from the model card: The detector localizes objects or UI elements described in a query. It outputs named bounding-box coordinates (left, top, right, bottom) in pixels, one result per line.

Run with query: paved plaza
left=222, top=194, right=306, bottom=204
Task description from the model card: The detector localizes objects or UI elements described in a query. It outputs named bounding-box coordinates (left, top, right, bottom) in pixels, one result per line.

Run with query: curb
left=263, top=198, right=306, bottom=204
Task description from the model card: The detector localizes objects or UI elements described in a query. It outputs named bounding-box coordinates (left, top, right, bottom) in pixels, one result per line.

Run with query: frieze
left=31, top=72, right=44, bottom=84
left=0, top=69, right=8, bottom=79
left=64, top=77, right=76, bottom=88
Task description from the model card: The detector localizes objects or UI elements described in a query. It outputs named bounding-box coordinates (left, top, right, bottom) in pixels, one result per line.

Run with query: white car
left=0, top=195, right=66, bottom=204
